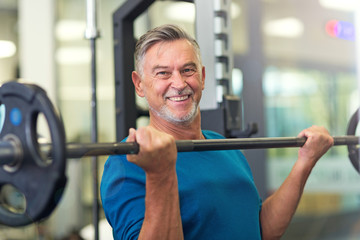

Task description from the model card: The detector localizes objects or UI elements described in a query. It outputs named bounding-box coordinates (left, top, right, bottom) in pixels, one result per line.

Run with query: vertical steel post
left=195, top=0, right=234, bottom=109
left=85, top=0, right=100, bottom=239
left=112, top=0, right=155, bottom=141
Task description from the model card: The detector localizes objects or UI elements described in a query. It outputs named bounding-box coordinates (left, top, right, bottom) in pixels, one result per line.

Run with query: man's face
left=134, top=39, right=205, bottom=125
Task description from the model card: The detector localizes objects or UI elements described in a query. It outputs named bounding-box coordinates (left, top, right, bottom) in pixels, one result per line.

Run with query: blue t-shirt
left=100, top=130, right=262, bottom=240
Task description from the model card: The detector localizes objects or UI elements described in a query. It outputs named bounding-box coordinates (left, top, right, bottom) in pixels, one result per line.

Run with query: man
left=100, top=24, right=334, bottom=240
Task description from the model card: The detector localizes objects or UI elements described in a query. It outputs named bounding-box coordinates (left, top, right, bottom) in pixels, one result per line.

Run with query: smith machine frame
left=112, top=0, right=255, bottom=141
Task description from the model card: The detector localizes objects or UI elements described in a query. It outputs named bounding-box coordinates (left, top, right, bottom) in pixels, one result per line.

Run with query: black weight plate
left=0, top=81, right=67, bottom=227
left=347, top=107, right=360, bottom=174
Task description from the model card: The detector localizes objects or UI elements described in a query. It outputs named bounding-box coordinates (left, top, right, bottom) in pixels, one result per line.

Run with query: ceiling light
left=56, top=20, right=86, bottom=41
left=56, top=47, right=91, bottom=65
left=264, top=17, right=304, bottom=38
left=0, top=40, right=16, bottom=58
left=319, top=0, right=360, bottom=11
left=165, top=2, right=241, bottom=23
left=230, top=2, right=241, bottom=19
left=165, top=2, right=195, bottom=22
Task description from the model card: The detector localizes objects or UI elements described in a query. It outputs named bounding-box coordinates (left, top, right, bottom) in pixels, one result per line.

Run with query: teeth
left=169, top=95, right=189, bottom=101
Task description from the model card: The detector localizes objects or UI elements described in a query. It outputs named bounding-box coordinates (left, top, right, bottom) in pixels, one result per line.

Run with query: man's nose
left=171, top=72, right=187, bottom=90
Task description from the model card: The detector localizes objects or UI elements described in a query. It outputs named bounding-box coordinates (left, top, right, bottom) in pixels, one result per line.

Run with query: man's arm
left=126, top=127, right=184, bottom=240
left=260, top=126, right=334, bottom=240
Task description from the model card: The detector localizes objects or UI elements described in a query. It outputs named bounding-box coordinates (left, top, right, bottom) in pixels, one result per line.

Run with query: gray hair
left=134, top=24, right=202, bottom=76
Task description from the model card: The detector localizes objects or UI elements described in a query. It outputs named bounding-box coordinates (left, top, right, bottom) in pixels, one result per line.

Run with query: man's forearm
left=139, top=170, right=184, bottom=240
left=260, top=160, right=312, bottom=240
left=261, top=126, right=333, bottom=239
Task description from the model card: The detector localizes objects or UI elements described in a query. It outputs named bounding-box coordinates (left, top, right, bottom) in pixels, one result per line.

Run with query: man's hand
left=126, top=126, right=178, bottom=177
left=297, top=125, right=334, bottom=170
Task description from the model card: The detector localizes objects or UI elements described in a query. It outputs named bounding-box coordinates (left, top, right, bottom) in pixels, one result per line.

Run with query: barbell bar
left=0, top=141, right=21, bottom=165
left=0, top=135, right=358, bottom=165
left=36, top=135, right=360, bottom=160
left=0, top=81, right=360, bottom=228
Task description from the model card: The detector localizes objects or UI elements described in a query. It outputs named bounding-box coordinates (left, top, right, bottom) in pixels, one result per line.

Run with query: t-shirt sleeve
left=100, top=155, right=146, bottom=240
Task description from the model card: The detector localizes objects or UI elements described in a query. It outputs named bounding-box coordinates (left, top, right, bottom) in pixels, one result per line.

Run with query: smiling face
left=132, top=39, right=205, bottom=126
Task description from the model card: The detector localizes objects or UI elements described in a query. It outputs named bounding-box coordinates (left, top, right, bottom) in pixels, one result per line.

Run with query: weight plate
left=0, top=81, right=67, bottom=227
left=347, top=108, right=360, bottom=174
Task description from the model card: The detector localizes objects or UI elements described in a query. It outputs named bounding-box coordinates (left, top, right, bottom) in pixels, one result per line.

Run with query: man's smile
left=167, top=95, right=190, bottom=102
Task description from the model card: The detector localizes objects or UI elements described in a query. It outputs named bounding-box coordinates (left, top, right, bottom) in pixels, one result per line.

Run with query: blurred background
left=0, top=0, right=360, bottom=239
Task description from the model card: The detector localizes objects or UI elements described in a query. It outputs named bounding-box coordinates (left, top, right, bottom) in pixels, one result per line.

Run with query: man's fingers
left=127, top=128, right=136, bottom=142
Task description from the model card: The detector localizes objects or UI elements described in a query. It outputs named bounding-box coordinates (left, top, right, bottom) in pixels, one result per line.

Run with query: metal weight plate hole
left=0, top=184, right=26, bottom=214
left=35, top=112, right=53, bottom=166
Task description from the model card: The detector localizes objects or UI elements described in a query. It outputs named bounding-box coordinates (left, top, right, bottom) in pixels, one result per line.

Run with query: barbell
left=0, top=81, right=359, bottom=227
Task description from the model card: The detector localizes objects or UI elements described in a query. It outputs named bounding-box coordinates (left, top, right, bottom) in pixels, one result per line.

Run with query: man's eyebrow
left=152, top=65, right=169, bottom=73
left=151, top=62, right=197, bottom=73
left=183, top=62, right=197, bottom=68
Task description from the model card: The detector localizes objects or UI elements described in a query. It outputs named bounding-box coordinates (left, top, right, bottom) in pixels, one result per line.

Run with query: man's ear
left=201, top=66, right=206, bottom=90
left=132, top=71, right=145, bottom=97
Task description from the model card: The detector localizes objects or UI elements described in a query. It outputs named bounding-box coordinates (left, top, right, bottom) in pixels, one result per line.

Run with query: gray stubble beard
left=148, top=99, right=199, bottom=126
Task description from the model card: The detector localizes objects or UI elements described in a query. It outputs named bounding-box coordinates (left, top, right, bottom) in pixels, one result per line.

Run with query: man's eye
left=182, top=68, right=196, bottom=75
left=157, top=71, right=168, bottom=76
left=156, top=71, right=171, bottom=79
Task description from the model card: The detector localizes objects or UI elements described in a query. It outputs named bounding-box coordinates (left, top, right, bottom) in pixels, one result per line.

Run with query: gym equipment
left=85, top=0, right=100, bottom=238
left=0, top=81, right=66, bottom=227
left=347, top=108, right=360, bottom=173
left=0, top=81, right=359, bottom=227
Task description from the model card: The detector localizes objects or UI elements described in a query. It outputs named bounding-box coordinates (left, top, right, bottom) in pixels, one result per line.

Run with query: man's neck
left=149, top=112, right=204, bottom=140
